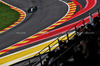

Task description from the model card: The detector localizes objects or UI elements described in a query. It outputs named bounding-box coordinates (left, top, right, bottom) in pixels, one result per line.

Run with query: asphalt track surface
left=0, top=0, right=100, bottom=57
left=0, top=0, right=68, bottom=51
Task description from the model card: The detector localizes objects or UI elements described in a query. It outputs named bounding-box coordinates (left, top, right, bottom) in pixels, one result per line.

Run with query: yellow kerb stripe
left=6, top=46, right=18, bottom=49
left=10, top=25, right=15, bottom=26
left=72, top=6, right=76, bottom=8
left=15, top=22, right=20, bottom=23
left=38, top=31, right=47, bottom=34
left=46, top=27, right=54, bottom=29
left=70, top=11, right=76, bottom=12
left=20, top=15, right=25, bottom=16
left=64, top=16, right=71, bottom=18
left=20, top=13, right=24, bottom=14
left=4, top=28, right=10, bottom=29
left=53, top=23, right=62, bottom=25
left=0, top=52, right=5, bottom=55
left=17, top=41, right=29, bottom=44
left=0, top=31, right=4, bottom=33
left=59, top=19, right=66, bottom=21
left=67, top=13, right=74, bottom=15
left=28, top=36, right=38, bottom=39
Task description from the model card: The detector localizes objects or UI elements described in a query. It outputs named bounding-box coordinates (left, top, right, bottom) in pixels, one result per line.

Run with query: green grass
left=0, top=2, right=20, bottom=31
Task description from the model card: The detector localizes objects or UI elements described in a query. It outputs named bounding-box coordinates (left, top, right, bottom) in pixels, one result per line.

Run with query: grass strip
left=0, top=2, right=20, bottom=31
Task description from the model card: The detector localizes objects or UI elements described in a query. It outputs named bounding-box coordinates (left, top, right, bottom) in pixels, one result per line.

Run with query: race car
left=28, top=6, right=37, bottom=13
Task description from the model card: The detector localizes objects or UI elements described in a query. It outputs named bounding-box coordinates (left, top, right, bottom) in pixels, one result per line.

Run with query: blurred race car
left=28, top=6, right=37, bottom=13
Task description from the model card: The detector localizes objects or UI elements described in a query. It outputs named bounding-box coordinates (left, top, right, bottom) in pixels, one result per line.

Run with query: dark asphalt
left=0, top=0, right=68, bottom=51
